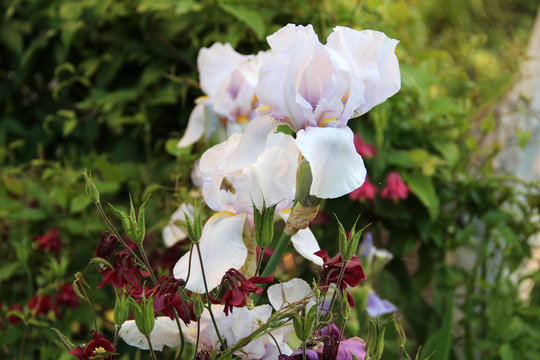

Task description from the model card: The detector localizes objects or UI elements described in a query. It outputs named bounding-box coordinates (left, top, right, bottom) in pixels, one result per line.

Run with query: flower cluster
left=68, top=22, right=400, bottom=360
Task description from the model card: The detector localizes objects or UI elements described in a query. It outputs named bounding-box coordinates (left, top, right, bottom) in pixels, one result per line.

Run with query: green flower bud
left=114, top=291, right=130, bottom=326
left=253, top=199, right=277, bottom=249
left=83, top=170, right=100, bottom=204
left=131, top=296, right=155, bottom=337
left=194, top=295, right=205, bottom=317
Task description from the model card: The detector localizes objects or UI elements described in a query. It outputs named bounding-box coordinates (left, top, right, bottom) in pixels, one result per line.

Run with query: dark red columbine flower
left=149, top=275, right=194, bottom=325
left=56, top=283, right=80, bottom=309
left=97, top=250, right=149, bottom=289
left=354, top=134, right=377, bottom=158
left=381, top=172, right=409, bottom=202
left=211, top=268, right=273, bottom=316
left=95, top=232, right=118, bottom=259
left=314, top=250, right=366, bottom=306
left=69, top=331, right=115, bottom=360
left=349, top=176, right=378, bottom=202
left=28, top=295, right=56, bottom=317
left=195, top=350, right=212, bottom=360
left=32, top=227, right=65, bottom=257
left=7, top=304, right=23, bottom=325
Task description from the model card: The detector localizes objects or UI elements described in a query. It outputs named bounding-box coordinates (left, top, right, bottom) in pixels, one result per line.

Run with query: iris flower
left=248, top=24, right=400, bottom=199
left=178, top=43, right=269, bottom=147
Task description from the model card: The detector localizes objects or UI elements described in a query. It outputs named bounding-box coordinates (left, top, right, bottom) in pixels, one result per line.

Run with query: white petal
left=268, top=278, right=314, bottom=311
left=221, top=114, right=276, bottom=174
left=173, top=212, right=247, bottom=293
left=198, top=43, right=244, bottom=99
left=296, top=126, right=366, bottom=198
left=162, top=204, right=194, bottom=247
left=280, top=210, right=323, bottom=265
left=119, top=317, right=181, bottom=351
left=178, top=102, right=206, bottom=148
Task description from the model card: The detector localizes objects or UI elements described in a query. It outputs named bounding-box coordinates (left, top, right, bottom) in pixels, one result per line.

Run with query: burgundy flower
left=28, top=295, right=55, bottom=317
left=97, top=250, right=149, bottom=289
left=95, top=232, right=118, bottom=259
left=195, top=350, right=212, bottom=360
left=32, top=227, right=65, bottom=256
left=212, top=268, right=273, bottom=315
left=354, top=134, right=377, bottom=158
left=56, top=283, right=80, bottom=309
left=349, top=176, right=378, bottom=201
left=69, top=331, right=115, bottom=360
left=381, top=172, right=409, bottom=201
left=314, top=251, right=366, bottom=306
left=7, top=304, right=23, bottom=325
left=150, top=275, right=194, bottom=324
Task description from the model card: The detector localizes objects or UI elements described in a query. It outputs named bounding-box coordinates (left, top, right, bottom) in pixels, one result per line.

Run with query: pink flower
left=354, top=134, right=377, bottom=158
left=349, top=176, right=378, bottom=201
left=381, top=172, right=409, bottom=201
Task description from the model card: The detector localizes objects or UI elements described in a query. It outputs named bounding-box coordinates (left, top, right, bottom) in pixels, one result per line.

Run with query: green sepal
left=303, top=304, right=318, bottom=340
left=131, top=295, right=155, bottom=337
left=109, top=204, right=135, bottom=242
left=184, top=208, right=202, bottom=243
left=114, top=291, right=130, bottom=326
left=292, top=314, right=306, bottom=341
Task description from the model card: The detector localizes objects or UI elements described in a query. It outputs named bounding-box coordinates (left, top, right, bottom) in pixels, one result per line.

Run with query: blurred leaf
left=0, top=262, right=20, bottom=282
left=218, top=1, right=266, bottom=40
left=402, top=172, right=439, bottom=221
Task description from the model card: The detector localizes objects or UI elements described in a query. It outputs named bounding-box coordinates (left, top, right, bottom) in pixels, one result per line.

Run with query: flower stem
left=173, top=309, right=185, bottom=360
left=193, top=318, right=200, bottom=360
left=145, top=335, right=156, bottom=360
left=253, top=231, right=292, bottom=305
left=254, top=246, right=265, bottom=277
left=137, top=243, right=157, bottom=284
left=194, top=243, right=226, bottom=350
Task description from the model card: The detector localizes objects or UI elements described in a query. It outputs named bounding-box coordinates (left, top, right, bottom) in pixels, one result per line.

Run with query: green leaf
left=0, top=262, right=20, bottom=282
left=218, top=1, right=266, bottom=40
left=402, top=172, right=439, bottom=221
left=70, top=193, right=92, bottom=213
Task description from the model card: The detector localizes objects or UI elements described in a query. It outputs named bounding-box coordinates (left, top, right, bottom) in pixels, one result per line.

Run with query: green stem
left=261, top=232, right=292, bottom=278
left=253, top=232, right=292, bottom=305
left=194, top=243, right=226, bottom=350
left=145, top=335, right=157, bottom=360
left=137, top=243, right=157, bottom=284
left=113, top=325, right=120, bottom=350
left=173, top=309, right=185, bottom=360
left=255, top=246, right=265, bottom=277
left=193, top=318, right=200, bottom=360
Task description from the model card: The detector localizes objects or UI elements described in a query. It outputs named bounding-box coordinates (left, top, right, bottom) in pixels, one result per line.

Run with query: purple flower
left=366, top=291, right=397, bottom=317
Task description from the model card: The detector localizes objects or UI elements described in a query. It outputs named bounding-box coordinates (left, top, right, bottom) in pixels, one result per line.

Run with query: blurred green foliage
left=1, top=0, right=539, bottom=359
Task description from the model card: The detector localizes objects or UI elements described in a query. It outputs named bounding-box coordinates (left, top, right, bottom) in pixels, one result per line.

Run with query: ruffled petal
left=198, top=43, right=244, bottom=99
left=118, top=317, right=181, bottom=351
left=365, top=291, right=397, bottom=317
left=268, top=278, right=315, bottom=311
left=178, top=102, right=206, bottom=148
left=173, top=212, right=247, bottom=293
left=296, top=126, right=366, bottom=198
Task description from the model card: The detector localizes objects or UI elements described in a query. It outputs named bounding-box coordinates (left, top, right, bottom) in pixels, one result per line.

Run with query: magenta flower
left=381, top=172, right=409, bottom=201
left=349, top=176, right=378, bottom=201
left=354, top=134, right=377, bottom=158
